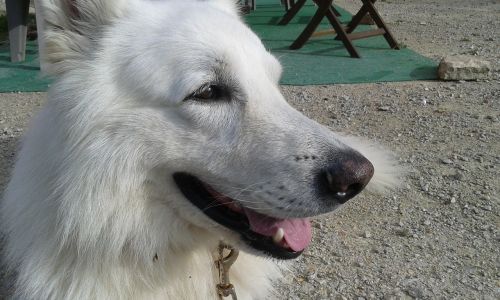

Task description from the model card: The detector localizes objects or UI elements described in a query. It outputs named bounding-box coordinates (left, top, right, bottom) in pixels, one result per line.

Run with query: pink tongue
left=244, top=209, right=312, bottom=252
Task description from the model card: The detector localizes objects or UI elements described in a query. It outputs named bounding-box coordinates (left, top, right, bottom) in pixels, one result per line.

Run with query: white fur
left=1, top=0, right=398, bottom=299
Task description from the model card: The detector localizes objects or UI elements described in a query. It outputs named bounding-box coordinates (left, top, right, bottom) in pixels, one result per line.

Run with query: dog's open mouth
left=173, top=172, right=311, bottom=259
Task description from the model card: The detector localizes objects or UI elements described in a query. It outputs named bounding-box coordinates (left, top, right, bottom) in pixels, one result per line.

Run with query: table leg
left=6, top=0, right=30, bottom=62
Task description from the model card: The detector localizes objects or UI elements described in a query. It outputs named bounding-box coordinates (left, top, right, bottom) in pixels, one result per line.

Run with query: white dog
left=1, top=0, right=397, bottom=299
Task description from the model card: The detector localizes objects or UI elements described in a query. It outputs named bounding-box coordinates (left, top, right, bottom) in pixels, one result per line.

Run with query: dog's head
left=40, top=0, right=397, bottom=259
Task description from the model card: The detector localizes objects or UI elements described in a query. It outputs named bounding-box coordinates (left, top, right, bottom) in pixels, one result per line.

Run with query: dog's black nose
left=321, top=151, right=374, bottom=204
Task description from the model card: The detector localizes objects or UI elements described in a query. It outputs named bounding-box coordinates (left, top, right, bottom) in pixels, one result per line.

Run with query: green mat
left=0, top=41, right=51, bottom=92
left=245, top=2, right=438, bottom=85
left=0, top=3, right=438, bottom=93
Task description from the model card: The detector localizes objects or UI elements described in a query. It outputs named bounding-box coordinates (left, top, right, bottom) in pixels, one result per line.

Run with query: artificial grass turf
left=0, top=40, right=50, bottom=92
left=244, top=2, right=438, bottom=85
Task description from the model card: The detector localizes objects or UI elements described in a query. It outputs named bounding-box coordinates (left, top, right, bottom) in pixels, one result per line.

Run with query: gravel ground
left=1, top=0, right=499, bottom=299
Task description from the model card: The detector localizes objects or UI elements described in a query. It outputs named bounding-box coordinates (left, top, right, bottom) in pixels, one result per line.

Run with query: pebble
left=441, top=158, right=453, bottom=164
left=396, top=228, right=411, bottom=237
left=482, top=205, right=492, bottom=211
left=2, top=128, right=12, bottom=135
left=313, top=222, right=323, bottom=230
left=354, top=261, right=365, bottom=267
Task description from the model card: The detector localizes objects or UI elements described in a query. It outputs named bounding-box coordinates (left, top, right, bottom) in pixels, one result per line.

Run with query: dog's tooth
left=272, top=228, right=285, bottom=244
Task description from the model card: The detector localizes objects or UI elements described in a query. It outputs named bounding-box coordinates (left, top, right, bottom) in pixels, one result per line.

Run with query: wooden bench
left=279, top=0, right=400, bottom=58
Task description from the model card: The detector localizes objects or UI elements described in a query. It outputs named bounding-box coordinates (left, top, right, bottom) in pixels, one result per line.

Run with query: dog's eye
left=190, top=85, right=225, bottom=101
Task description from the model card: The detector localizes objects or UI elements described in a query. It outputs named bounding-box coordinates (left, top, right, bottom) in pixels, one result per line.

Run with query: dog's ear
left=39, top=0, right=127, bottom=75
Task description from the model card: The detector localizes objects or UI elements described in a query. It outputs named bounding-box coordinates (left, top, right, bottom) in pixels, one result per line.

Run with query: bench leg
left=290, top=0, right=332, bottom=49
left=324, top=7, right=361, bottom=58
left=279, top=0, right=307, bottom=25
left=6, top=0, right=30, bottom=62
left=346, top=0, right=399, bottom=49
left=361, top=0, right=399, bottom=49
left=346, top=2, right=370, bottom=33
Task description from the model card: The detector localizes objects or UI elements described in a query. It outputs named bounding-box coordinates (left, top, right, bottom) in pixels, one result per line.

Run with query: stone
left=441, top=158, right=453, bottom=164
left=438, top=55, right=491, bottom=81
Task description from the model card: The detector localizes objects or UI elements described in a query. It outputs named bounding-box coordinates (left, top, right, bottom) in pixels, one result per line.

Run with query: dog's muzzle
left=173, top=150, right=374, bottom=259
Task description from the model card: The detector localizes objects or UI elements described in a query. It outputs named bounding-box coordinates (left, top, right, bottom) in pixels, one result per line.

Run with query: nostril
left=327, top=183, right=364, bottom=203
